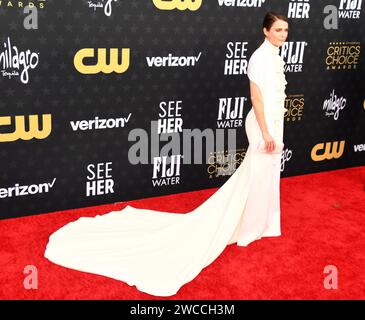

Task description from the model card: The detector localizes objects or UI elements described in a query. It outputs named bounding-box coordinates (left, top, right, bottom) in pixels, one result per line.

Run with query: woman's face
left=264, top=19, right=289, bottom=47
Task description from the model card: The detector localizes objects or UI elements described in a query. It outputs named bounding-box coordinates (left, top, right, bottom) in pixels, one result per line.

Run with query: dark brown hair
left=262, top=12, right=289, bottom=31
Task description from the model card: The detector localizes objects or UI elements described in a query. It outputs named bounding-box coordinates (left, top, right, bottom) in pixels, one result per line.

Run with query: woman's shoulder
left=247, top=45, right=266, bottom=85
left=249, top=41, right=266, bottom=59
left=248, top=45, right=266, bottom=67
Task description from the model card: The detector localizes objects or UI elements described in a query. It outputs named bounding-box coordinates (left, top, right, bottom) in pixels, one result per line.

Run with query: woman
left=45, top=12, right=289, bottom=297
left=229, top=12, right=289, bottom=245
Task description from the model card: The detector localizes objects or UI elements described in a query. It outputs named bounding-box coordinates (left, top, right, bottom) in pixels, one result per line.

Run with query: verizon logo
left=146, top=52, right=202, bottom=67
left=354, top=144, right=365, bottom=152
left=70, top=114, right=131, bottom=131
left=0, top=178, right=56, bottom=198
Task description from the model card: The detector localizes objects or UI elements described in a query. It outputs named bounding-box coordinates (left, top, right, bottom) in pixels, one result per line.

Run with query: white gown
left=44, top=38, right=287, bottom=297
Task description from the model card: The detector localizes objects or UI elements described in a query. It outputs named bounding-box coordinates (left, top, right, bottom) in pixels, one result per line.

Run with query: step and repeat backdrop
left=0, top=0, right=364, bottom=219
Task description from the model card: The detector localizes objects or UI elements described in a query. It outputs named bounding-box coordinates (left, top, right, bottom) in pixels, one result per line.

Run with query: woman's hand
left=262, top=132, right=276, bottom=153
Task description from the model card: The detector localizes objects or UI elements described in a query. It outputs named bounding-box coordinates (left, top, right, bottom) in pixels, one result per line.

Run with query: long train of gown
left=44, top=106, right=284, bottom=297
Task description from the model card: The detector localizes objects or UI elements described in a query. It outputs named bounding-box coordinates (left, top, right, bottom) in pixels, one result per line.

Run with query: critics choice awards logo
left=326, top=42, right=361, bottom=70
left=284, top=94, right=304, bottom=122
left=0, top=0, right=46, bottom=9
left=207, top=149, right=245, bottom=178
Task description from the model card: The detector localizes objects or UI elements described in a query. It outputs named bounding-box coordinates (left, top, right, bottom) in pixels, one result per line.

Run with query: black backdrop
left=0, top=0, right=364, bottom=219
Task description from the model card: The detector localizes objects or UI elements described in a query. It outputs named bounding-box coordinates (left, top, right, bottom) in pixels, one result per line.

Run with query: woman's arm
left=249, top=80, right=276, bottom=152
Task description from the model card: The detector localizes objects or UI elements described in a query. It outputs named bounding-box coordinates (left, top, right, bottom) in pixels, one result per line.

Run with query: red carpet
left=0, top=166, right=364, bottom=300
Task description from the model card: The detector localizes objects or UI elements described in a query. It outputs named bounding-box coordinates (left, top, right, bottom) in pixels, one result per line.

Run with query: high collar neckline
left=263, top=37, right=280, bottom=55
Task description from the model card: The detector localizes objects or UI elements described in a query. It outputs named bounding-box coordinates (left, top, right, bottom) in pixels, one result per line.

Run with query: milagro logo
left=323, top=89, right=347, bottom=120
left=217, top=0, right=266, bottom=7
left=0, top=37, right=39, bottom=84
left=87, top=0, right=118, bottom=17
left=0, top=0, right=46, bottom=9
left=281, top=148, right=292, bottom=172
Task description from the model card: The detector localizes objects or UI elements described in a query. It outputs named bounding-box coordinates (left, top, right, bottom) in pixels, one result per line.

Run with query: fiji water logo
left=338, top=0, right=362, bottom=19
left=0, top=37, right=39, bottom=84
left=280, top=41, right=307, bottom=73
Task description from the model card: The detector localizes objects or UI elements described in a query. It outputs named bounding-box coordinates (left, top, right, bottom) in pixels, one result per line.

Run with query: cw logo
left=74, top=48, right=130, bottom=74
left=0, top=114, right=52, bottom=143
left=152, top=0, right=202, bottom=11
left=311, top=140, right=345, bottom=161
